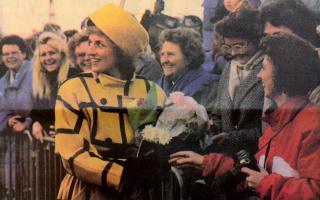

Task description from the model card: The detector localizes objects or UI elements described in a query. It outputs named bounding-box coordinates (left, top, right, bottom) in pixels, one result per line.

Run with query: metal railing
left=0, top=131, right=185, bottom=200
left=0, top=131, right=64, bottom=200
left=33, top=135, right=65, bottom=200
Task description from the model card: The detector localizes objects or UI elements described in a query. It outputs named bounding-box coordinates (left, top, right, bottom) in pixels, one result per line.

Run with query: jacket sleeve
left=256, top=129, right=320, bottom=199
left=211, top=63, right=230, bottom=133
left=30, top=103, right=46, bottom=129
left=210, top=78, right=224, bottom=133
left=55, top=80, right=124, bottom=191
left=193, top=78, right=219, bottom=115
left=0, top=111, right=10, bottom=132
left=202, top=153, right=234, bottom=186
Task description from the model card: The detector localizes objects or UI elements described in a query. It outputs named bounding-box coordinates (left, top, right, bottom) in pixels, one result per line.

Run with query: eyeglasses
left=221, top=41, right=249, bottom=54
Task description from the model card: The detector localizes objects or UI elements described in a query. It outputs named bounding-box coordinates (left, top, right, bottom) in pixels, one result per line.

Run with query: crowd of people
left=0, top=0, right=320, bottom=199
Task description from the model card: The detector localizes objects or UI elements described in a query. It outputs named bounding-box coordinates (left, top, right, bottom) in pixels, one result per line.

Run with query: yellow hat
left=89, top=4, right=149, bottom=57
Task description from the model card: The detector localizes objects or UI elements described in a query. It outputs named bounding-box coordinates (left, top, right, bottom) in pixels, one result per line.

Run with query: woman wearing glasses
left=31, top=32, right=79, bottom=142
left=170, top=32, right=320, bottom=200
left=208, top=8, right=266, bottom=156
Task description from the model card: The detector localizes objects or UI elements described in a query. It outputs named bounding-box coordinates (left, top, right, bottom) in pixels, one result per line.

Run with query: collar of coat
left=92, top=72, right=137, bottom=88
left=0, top=60, right=31, bottom=90
left=262, top=97, right=308, bottom=133
left=235, top=50, right=264, bottom=71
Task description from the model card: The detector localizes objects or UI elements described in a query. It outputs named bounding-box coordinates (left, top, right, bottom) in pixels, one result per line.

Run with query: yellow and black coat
left=55, top=72, right=166, bottom=199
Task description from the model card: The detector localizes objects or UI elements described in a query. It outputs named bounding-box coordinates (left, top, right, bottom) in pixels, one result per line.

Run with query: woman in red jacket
left=170, top=32, right=320, bottom=199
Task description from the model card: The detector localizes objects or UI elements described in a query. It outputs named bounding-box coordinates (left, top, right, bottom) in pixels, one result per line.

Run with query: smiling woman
left=54, top=4, right=168, bottom=199
left=86, top=29, right=118, bottom=76
left=0, top=35, right=33, bottom=195
left=169, top=33, right=320, bottom=200
left=39, top=42, right=63, bottom=72
left=1, top=45, right=26, bottom=71
left=30, top=31, right=80, bottom=143
left=154, top=29, right=220, bottom=170
left=156, top=27, right=219, bottom=113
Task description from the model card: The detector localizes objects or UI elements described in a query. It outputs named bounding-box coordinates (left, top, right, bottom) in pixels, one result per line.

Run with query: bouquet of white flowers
left=124, top=91, right=209, bottom=200
left=136, top=91, right=209, bottom=159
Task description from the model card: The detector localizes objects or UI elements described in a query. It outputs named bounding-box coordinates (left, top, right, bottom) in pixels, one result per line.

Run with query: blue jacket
left=0, top=60, right=33, bottom=132
left=157, top=67, right=219, bottom=97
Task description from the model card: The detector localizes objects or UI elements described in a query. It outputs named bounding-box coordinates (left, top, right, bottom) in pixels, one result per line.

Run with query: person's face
left=222, top=37, right=256, bottom=64
left=213, top=36, right=232, bottom=61
left=39, top=44, right=63, bottom=72
left=75, top=41, right=91, bottom=72
left=264, top=22, right=293, bottom=36
left=87, top=34, right=118, bottom=76
left=258, top=56, right=276, bottom=98
left=160, top=41, right=188, bottom=80
left=224, top=0, right=242, bottom=12
left=2, top=44, right=26, bottom=71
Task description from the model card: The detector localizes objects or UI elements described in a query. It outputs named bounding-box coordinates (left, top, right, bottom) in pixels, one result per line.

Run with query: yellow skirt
left=57, top=174, right=118, bottom=200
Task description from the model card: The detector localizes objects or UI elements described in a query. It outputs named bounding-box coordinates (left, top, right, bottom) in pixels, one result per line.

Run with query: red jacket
left=202, top=98, right=320, bottom=199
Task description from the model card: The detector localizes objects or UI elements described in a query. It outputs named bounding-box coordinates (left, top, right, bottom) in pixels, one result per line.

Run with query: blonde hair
left=33, top=31, right=70, bottom=99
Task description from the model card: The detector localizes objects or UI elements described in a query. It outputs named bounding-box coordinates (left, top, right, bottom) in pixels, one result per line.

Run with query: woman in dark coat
left=31, top=31, right=79, bottom=142
left=157, top=27, right=219, bottom=112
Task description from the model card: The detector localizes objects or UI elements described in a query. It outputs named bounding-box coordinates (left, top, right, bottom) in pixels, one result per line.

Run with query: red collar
left=262, top=97, right=308, bottom=133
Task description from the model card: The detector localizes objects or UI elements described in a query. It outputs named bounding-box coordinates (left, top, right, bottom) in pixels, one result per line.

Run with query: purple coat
left=0, top=60, right=33, bottom=132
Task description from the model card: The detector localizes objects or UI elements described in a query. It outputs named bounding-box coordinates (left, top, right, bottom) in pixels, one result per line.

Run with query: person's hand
left=48, top=125, right=56, bottom=137
left=8, top=115, right=21, bottom=128
left=241, top=166, right=269, bottom=189
left=13, top=122, right=28, bottom=133
left=169, top=151, right=204, bottom=167
left=211, top=132, right=229, bottom=144
left=32, top=121, right=45, bottom=143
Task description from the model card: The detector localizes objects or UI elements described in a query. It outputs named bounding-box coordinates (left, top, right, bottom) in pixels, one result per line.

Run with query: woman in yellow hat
left=54, top=4, right=166, bottom=199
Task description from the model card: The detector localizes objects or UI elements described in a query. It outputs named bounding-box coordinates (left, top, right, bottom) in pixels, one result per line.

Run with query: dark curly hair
left=261, top=32, right=320, bottom=97
left=260, top=0, right=320, bottom=46
left=158, top=27, right=205, bottom=69
left=68, top=31, right=89, bottom=65
left=214, top=7, right=262, bottom=46
left=0, top=34, right=28, bottom=56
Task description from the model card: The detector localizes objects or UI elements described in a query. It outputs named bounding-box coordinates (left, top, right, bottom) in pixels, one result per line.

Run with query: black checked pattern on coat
left=212, top=58, right=264, bottom=156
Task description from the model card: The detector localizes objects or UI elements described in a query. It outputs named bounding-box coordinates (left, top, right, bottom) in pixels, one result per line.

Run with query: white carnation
left=157, top=129, right=172, bottom=145
left=142, top=125, right=172, bottom=145
left=142, top=125, right=158, bottom=142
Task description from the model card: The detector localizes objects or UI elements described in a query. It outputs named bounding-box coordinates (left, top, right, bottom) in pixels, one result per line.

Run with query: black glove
left=188, top=181, right=215, bottom=200
left=123, top=141, right=170, bottom=181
